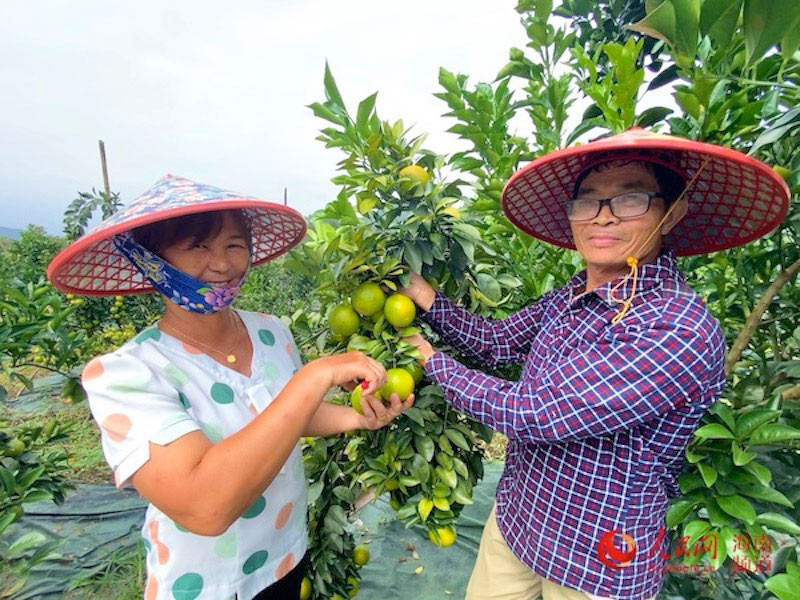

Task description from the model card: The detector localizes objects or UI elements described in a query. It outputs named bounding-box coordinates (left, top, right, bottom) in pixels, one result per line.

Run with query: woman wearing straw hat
left=48, top=175, right=413, bottom=600
left=400, top=129, right=790, bottom=600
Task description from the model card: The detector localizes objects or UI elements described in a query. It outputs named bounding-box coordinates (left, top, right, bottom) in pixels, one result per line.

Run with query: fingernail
left=361, top=381, right=369, bottom=390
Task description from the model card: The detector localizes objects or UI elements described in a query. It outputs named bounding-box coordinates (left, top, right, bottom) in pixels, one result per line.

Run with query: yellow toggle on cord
left=609, top=156, right=712, bottom=324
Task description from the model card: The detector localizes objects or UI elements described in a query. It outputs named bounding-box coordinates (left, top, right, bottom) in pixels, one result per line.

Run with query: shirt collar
left=568, top=249, right=679, bottom=308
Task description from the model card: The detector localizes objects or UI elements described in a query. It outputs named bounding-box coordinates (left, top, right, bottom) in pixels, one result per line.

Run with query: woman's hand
left=356, top=392, right=415, bottom=431
left=403, top=333, right=436, bottom=366
left=311, top=352, right=387, bottom=396
left=400, top=272, right=435, bottom=312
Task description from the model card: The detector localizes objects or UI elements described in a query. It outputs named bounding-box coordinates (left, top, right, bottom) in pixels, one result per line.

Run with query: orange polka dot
left=275, top=502, right=293, bottom=529
left=144, top=574, right=158, bottom=600
left=248, top=403, right=258, bottom=416
left=156, top=541, right=170, bottom=565
left=182, top=341, right=204, bottom=355
left=275, top=553, right=296, bottom=580
left=82, top=357, right=104, bottom=382
left=285, top=342, right=293, bottom=356
left=102, top=413, right=132, bottom=443
left=149, top=520, right=160, bottom=543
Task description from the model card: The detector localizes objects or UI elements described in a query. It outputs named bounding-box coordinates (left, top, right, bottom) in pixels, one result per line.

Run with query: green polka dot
left=175, top=522, right=188, bottom=533
left=178, top=392, right=191, bottom=410
left=171, top=572, right=203, bottom=600
left=210, top=382, right=234, bottom=405
left=142, top=538, right=152, bottom=551
left=108, top=369, right=152, bottom=393
left=242, top=496, right=266, bottom=519
left=258, top=329, right=275, bottom=346
left=262, top=362, right=280, bottom=382
left=165, top=364, right=190, bottom=389
left=201, top=422, right=224, bottom=444
left=135, top=327, right=161, bottom=344
left=242, top=550, right=269, bottom=575
left=214, top=531, right=237, bottom=558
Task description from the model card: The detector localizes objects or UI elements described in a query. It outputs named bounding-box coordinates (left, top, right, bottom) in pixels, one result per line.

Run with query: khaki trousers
left=465, top=504, right=655, bottom=600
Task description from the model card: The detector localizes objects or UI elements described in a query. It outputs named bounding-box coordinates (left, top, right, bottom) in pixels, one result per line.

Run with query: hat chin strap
left=608, top=156, right=711, bottom=324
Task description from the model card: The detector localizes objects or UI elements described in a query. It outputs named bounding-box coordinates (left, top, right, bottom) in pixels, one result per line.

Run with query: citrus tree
left=287, top=1, right=800, bottom=598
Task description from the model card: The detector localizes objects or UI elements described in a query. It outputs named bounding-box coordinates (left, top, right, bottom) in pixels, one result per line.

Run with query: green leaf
left=755, top=512, right=800, bottom=535
left=694, top=423, right=735, bottom=440
left=749, top=423, right=800, bottom=445
left=705, top=497, right=734, bottom=527
left=683, top=519, right=712, bottom=549
left=444, top=429, right=470, bottom=451
left=410, top=454, right=431, bottom=484
left=476, top=274, right=502, bottom=303
left=7, top=531, right=48, bottom=558
left=666, top=497, right=699, bottom=528
left=765, top=573, right=800, bottom=600
left=717, top=494, right=757, bottom=525
left=739, top=484, right=794, bottom=508
left=736, top=410, right=781, bottom=438
left=732, top=441, right=757, bottom=466
left=743, top=0, right=800, bottom=67
left=671, top=0, right=701, bottom=58
left=323, top=61, right=346, bottom=111
left=417, top=497, right=434, bottom=521
left=744, top=461, right=772, bottom=486
left=356, top=92, right=378, bottom=132
left=698, top=463, right=718, bottom=487
left=782, top=22, right=800, bottom=58
left=700, top=0, right=743, bottom=48
left=403, top=241, right=423, bottom=274
left=628, top=0, right=677, bottom=47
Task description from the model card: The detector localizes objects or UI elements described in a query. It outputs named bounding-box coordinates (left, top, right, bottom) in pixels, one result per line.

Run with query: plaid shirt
left=422, top=250, right=727, bottom=600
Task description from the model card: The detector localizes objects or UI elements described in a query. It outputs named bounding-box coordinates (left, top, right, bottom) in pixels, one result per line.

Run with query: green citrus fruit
left=353, top=544, right=370, bottom=566
left=399, top=165, right=431, bottom=188
left=774, top=165, right=793, bottom=181
left=300, top=576, right=312, bottom=600
left=384, top=294, right=416, bottom=328
left=8, top=505, right=24, bottom=524
left=385, top=479, right=399, bottom=491
left=390, top=498, right=402, bottom=511
left=346, top=575, right=360, bottom=597
left=5, top=438, right=26, bottom=457
left=428, top=525, right=457, bottom=547
left=379, top=368, right=415, bottom=401
left=350, top=385, right=365, bottom=415
left=329, top=304, right=360, bottom=337
left=331, top=595, right=345, bottom=600
left=351, top=282, right=386, bottom=317
left=405, top=362, right=424, bottom=384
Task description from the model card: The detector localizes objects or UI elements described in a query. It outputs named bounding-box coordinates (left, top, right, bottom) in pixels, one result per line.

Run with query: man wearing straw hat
left=401, top=129, right=790, bottom=599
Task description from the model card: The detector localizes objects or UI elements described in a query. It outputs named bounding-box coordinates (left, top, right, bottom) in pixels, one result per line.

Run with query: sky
left=1, top=0, right=533, bottom=233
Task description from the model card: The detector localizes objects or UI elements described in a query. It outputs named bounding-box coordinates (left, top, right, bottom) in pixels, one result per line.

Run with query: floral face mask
left=113, top=231, right=248, bottom=314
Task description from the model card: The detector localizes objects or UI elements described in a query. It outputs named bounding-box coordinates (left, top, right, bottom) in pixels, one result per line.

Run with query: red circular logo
left=597, top=530, right=637, bottom=569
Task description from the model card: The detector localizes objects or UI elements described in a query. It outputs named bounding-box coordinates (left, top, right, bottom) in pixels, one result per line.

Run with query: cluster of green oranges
left=328, top=282, right=422, bottom=412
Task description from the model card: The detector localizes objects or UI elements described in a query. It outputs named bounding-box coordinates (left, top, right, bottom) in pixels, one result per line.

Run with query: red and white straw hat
left=48, top=174, right=307, bottom=295
left=502, top=128, right=791, bottom=256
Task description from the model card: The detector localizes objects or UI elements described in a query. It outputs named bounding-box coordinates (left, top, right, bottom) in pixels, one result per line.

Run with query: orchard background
left=2, top=1, right=800, bottom=598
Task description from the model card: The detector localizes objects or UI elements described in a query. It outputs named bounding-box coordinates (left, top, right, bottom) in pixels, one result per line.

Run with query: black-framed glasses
left=566, top=192, right=663, bottom=222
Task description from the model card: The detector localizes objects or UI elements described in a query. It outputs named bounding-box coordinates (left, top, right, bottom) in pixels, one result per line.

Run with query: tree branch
left=726, top=257, right=800, bottom=375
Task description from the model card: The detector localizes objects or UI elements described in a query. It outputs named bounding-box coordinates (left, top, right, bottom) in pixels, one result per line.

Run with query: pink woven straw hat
left=502, top=128, right=791, bottom=256
left=47, top=174, right=307, bottom=295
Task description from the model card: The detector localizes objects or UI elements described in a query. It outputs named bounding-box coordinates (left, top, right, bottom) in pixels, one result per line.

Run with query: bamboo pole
left=99, top=140, right=111, bottom=199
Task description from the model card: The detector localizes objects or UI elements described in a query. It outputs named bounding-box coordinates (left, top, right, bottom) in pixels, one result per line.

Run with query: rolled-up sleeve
left=424, top=322, right=715, bottom=443
left=421, top=290, right=555, bottom=367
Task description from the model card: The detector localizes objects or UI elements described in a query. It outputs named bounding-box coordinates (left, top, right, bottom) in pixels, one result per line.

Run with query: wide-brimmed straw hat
left=502, top=128, right=790, bottom=256
left=47, top=174, right=307, bottom=295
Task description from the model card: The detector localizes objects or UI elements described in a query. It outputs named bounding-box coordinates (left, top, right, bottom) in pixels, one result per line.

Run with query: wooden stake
left=99, top=140, right=111, bottom=198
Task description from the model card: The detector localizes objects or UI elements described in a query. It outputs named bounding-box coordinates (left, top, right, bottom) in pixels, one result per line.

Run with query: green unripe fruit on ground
left=329, top=304, right=360, bottom=337
left=351, top=282, right=386, bottom=317
left=383, top=294, right=416, bottom=328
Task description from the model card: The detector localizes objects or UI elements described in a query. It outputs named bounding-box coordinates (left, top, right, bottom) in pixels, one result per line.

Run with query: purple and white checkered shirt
left=422, top=250, right=726, bottom=600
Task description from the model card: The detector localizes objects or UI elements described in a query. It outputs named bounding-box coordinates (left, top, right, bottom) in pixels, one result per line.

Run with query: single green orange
left=329, top=304, right=360, bottom=337
left=351, top=282, right=386, bottom=317
left=346, top=575, right=360, bottom=597
left=300, top=576, right=312, bottom=600
left=384, top=294, right=416, bottom=328
left=774, top=165, right=793, bottom=181
left=5, top=438, right=26, bottom=457
left=428, top=525, right=457, bottom=547
left=350, top=385, right=365, bottom=415
left=379, top=368, right=415, bottom=401
left=405, top=362, right=424, bottom=384
left=353, top=544, right=370, bottom=566
left=399, top=165, right=431, bottom=188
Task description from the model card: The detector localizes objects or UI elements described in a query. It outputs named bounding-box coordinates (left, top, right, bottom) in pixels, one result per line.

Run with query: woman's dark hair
left=572, top=161, right=687, bottom=206
left=132, top=209, right=251, bottom=256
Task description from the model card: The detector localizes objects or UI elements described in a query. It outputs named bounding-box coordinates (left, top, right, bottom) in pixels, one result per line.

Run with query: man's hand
left=399, top=272, right=435, bottom=312
left=403, top=333, right=435, bottom=366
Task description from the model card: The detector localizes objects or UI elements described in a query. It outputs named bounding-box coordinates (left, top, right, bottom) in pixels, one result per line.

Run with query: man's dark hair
left=132, top=209, right=251, bottom=257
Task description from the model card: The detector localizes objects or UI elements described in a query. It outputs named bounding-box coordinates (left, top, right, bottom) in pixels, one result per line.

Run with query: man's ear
left=661, top=198, right=688, bottom=235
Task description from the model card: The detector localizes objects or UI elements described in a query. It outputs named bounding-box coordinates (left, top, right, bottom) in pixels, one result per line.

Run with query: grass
left=64, top=542, right=146, bottom=599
